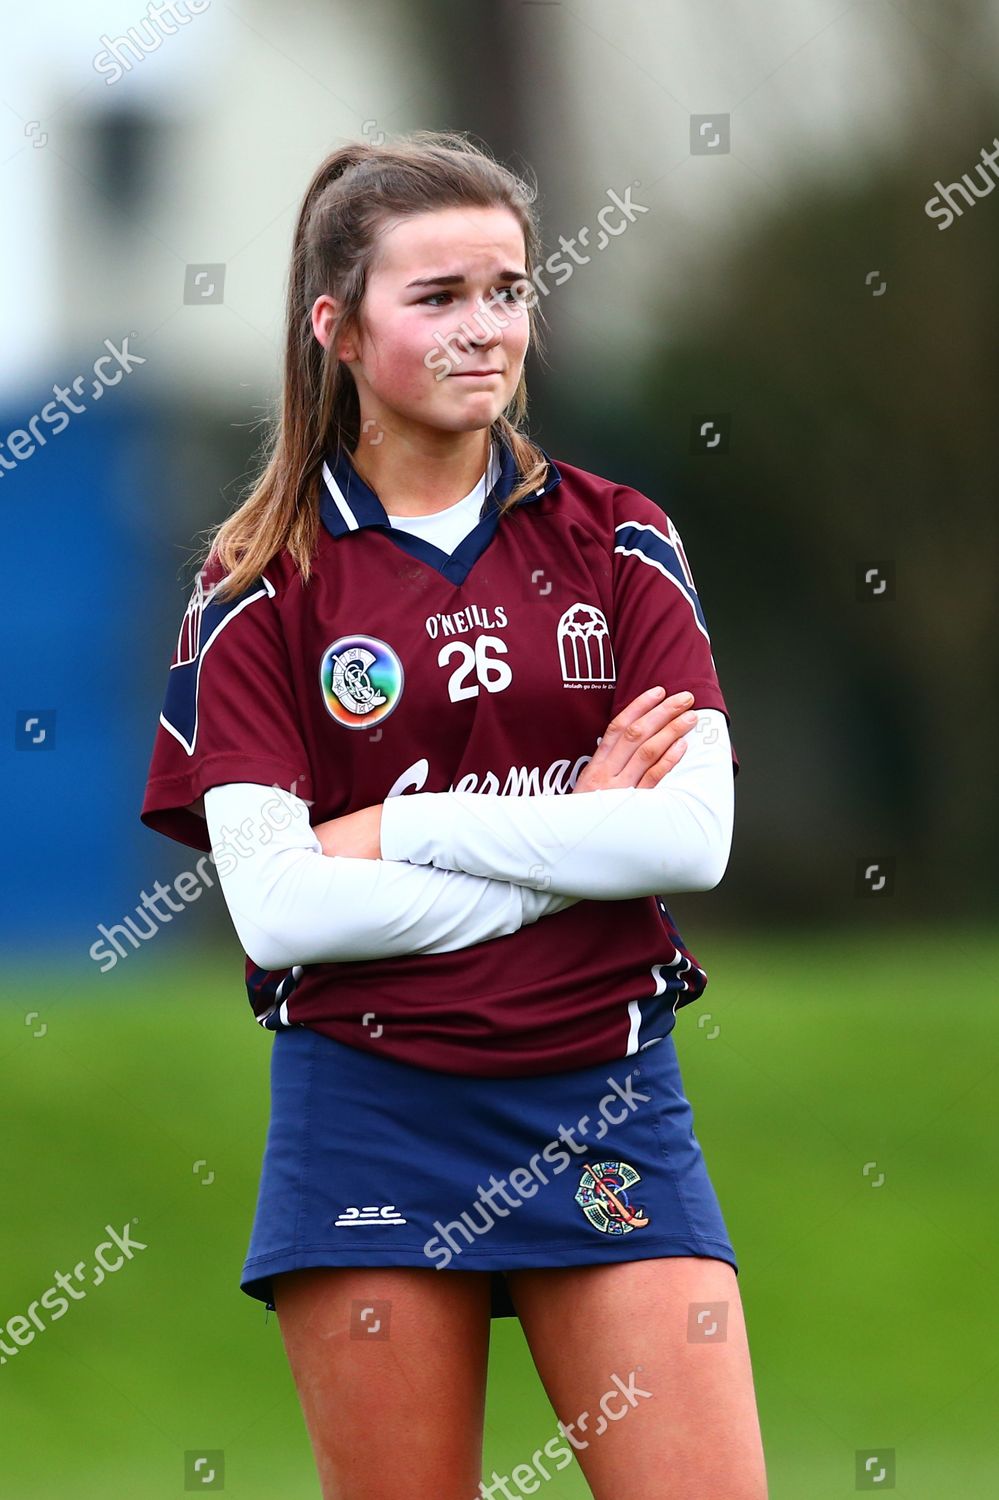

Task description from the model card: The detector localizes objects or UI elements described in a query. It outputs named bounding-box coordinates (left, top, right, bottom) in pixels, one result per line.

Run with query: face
left=312, top=204, right=533, bottom=440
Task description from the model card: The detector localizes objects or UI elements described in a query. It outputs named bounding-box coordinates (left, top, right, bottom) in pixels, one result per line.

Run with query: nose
left=454, top=299, right=504, bottom=355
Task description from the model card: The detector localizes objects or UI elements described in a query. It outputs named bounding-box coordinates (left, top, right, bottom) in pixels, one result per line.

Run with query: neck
left=348, top=426, right=493, bottom=518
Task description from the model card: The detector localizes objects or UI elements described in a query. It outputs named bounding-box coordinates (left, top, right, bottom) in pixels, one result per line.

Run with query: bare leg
left=505, top=1257, right=768, bottom=1499
left=273, top=1265, right=492, bottom=1499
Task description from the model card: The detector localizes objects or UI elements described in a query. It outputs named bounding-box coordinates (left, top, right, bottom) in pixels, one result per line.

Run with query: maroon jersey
left=140, top=434, right=740, bottom=1076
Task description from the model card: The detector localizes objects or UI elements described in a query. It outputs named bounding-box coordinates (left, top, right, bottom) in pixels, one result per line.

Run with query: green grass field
left=2, top=926, right=997, bottom=1497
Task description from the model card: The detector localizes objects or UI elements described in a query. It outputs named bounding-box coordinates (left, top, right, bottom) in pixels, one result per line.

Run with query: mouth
left=450, top=369, right=503, bottom=378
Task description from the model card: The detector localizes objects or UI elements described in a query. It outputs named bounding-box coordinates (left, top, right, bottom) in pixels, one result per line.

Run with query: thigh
left=273, top=1264, right=492, bottom=1500
left=505, top=1256, right=768, bottom=1500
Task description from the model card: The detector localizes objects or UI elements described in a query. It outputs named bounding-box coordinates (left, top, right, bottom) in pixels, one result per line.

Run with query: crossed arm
left=325, top=708, right=732, bottom=901
left=203, top=706, right=732, bottom=971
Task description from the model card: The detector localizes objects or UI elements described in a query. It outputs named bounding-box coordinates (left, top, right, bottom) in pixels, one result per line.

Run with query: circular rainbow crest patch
left=319, top=635, right=404, bottom=729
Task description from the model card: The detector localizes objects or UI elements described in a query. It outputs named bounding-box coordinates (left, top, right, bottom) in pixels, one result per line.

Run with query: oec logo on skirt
left=320, top=635, right=404, bottom=729
left=575, top=1160, right=650, bottom=1235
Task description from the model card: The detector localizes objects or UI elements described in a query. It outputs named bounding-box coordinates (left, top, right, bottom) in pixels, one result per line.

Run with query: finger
left=594, top=696, right=697, bottom=780
left=614, top=686, right=672, bottom=730
left=634, top=731, right=690, bottom=789
left=594, top=690, right=692, bottom=761
left=585, top=690, right=664, bottom=779
left=605, top=708, right=698, bottom=787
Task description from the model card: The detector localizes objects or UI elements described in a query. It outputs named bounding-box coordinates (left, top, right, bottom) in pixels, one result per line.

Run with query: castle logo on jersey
left=320, top=634, right=404, bottom=729
left=557, top=602, right=616, bottom=686
left=574, top=1160, right=650, bottom=1235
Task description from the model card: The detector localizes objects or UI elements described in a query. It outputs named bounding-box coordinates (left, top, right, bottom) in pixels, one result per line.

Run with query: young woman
left=140, top=131, right=767, bottom=1500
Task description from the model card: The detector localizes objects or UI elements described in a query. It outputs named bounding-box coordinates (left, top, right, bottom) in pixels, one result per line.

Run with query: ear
left=311, top=294, right=356, bottom=360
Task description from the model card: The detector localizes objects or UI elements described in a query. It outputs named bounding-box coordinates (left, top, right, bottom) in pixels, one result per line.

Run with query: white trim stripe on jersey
left=613, top=520, right=710, bottom=642
left=626, top=951, right=706, bottom=1054
left=321, top=461, right=362, bottom=531
left=160, top=574, right=276, bottom=757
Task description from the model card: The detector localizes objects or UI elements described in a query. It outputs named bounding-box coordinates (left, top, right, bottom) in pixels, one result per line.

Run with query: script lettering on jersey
left=387, top=751, right=595, bottom=799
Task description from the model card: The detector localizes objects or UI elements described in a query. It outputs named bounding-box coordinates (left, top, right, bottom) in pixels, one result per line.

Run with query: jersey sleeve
left=610, top=488, right=740, bottom=777
left=139, top=555, right=315, bottom=852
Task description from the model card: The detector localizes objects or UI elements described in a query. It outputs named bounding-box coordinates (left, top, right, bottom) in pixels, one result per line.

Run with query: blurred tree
left=625, top=49, right=999, bottom=919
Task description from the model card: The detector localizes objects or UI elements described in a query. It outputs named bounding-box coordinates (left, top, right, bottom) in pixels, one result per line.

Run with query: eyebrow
left=405, top=269, right=529, bottom=288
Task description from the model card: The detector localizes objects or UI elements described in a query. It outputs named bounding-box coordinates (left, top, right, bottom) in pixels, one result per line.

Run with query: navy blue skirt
left=240, top=1024, right=737, bottom=1319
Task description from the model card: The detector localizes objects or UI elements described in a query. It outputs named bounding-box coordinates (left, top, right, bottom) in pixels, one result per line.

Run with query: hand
left=312, top=803, right=383, bottom=859
left=573, top=687, right=699, bottom=793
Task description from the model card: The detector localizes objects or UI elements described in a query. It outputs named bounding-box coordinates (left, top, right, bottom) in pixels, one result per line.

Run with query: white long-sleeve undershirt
left=379, top=709, right=733, bottom=901
left=202, top=708, right=731, bottom=969
left=203, top=781, right=579, bottom=970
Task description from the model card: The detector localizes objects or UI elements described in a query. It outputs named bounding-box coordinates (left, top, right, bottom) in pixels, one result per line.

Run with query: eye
left=419, top=286, right=522, bottom=308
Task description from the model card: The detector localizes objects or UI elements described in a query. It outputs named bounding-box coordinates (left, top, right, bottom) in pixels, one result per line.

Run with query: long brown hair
left=199, top=129, right=552, bottom=602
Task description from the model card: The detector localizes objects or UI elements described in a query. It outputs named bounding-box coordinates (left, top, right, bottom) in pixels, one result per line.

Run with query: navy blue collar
left=319, top=430, right=561, bottom=540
